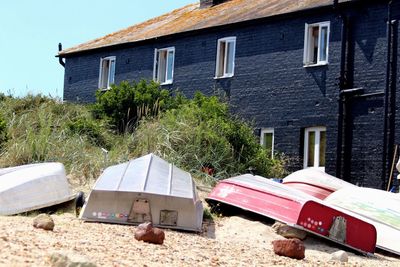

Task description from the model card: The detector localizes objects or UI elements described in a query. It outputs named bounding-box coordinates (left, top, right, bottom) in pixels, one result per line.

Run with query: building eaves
left=59, top=0, right=352, bottom=57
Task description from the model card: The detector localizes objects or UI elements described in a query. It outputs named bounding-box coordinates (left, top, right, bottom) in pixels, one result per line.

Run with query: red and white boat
left=281, top=169, right=400, bottom=255
left=282, top=168, right=355, bottom=200
left=326, top=187, right=400, bottom=255
left=206, top=174, right=376, bottom=255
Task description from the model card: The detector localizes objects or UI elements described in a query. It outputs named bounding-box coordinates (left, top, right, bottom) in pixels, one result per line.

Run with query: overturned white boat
left=0, top=162, right=76, bottom=215
left=80, top=153, right=204, bottom=232
left=325, top=187, right=400, bottom=255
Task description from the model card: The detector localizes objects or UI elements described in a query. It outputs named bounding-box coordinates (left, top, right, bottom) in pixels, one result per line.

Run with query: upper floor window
left=260, top=128, right=274, bottom=158
left=304, top=126, right=326, bottom=170
left=215, top=37, right=236, bottom=78
left=303, top=22, right=330, bottom=66
left=154, top=47, right=175, bottom=85
left=99, top=56, right=116, bottom=89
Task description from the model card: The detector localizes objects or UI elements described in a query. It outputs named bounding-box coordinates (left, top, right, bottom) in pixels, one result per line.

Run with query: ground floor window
left=260, top=128, right=274, bottom=158
left=304, top=126, right=326, bottom=170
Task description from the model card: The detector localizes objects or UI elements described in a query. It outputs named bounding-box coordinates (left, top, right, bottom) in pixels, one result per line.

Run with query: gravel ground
left=1, top=180, right=399, bottom=266
left=1, top=213, right=400, bottom=267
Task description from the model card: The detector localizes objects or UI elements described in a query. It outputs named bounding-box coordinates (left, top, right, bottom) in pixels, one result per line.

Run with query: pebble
left=330, top=250, right=349, bottom=262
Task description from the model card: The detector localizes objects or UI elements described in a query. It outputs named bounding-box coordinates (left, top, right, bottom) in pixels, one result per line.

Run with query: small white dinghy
left=0, top=162, right=76, bottom=215
left=80, top=153, right=204, bottom=232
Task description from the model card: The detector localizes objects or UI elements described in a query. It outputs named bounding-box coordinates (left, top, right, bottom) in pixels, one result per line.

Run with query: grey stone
left=330, top=250, right=349, bottom=262
left=48, top=252, right=97, bottom=267
left=272, top=221, right=307, bottom=240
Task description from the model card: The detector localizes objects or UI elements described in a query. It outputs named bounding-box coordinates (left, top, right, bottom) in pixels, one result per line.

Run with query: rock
left=272, top=222, right=307, bottom=240
left=330, top=250, right=349, bottom=262
left=272, top=238, right=305, bottom=260
left=134, top=222, right=165, bottom=245
left=48, top=252, right=97, bottom=267
left=271, top=221, right=282, bottom=231
left=33, top=214, right=55, bottom=231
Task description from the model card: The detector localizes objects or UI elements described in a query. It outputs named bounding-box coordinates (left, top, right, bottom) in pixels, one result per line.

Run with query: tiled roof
left=59, top=0, right=350, bottom=56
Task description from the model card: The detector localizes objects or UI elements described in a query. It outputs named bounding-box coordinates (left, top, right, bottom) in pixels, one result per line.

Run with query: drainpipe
left=387, top=18, right=398, bottom=189
left=336, top=16, right=348, bottom=179
left=58, top=43, right=65, bottom=67
left=382, top=0, right=393, bottom=188
left=335, top=0, right=348, bottom=179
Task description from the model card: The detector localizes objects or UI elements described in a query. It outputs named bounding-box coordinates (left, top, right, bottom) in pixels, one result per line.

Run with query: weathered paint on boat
left=206, top=174, right=376, bottom=255
left=282, top=169, right=356, bottom=200
left=326, top=187, right=400, bottom=255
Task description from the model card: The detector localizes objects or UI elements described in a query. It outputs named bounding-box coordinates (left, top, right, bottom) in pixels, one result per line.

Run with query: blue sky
left=0, top=0, right=194, bottom=98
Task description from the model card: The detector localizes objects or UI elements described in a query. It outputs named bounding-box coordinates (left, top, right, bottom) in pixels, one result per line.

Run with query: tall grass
left=0, top=90, right=287, bottom=187
left=0, top=95, right=127, bottom=182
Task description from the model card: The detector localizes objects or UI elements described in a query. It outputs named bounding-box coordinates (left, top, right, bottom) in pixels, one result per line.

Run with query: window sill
left=214, top=75, right=234, bottom=79
left=303, top=62, right=328, bottom=68
left=99, top=88, right=111, bottom=92
left=160, top=81, right=173, bottom=85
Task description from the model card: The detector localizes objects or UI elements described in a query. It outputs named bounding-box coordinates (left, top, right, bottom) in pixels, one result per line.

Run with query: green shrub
left=67, top=117, right=108, bottom=148
left=129, top=92, right=286, bottom=184
left=93, top=80, right=174, bottom=132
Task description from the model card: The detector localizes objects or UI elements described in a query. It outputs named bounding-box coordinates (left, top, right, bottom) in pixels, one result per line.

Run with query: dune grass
left=0, top=95, right=123, bottom=182
left=0, top=90, right=287, bottom=186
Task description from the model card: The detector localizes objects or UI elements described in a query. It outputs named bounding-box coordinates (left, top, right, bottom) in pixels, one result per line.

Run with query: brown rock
left=272, top=221, right=307, bottom=240
left=134, top=222, right=165, bottom=245
left=272, top=238, right=305, bottom=260
left=33, top=214, right=55, bottom=231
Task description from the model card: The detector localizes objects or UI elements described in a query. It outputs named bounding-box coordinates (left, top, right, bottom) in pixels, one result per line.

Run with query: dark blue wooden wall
left=63, top=1, right=400, bottom=188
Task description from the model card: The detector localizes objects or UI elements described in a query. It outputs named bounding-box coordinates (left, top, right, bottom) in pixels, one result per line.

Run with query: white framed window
left=154, top=47, right=175, bottom=85
left=98, top=56, right=116, bottom=89
left=303, top=22, right=330, bottom=66
left=215, top=37, right=236, bottom=78
left=260, top=128, right=274, bottom=158
left=304, top=126, right=326, bottom=170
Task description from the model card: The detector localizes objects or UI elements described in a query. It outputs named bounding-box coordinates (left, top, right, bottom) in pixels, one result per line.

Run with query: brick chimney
left=200, top=0, right=227, bottom=9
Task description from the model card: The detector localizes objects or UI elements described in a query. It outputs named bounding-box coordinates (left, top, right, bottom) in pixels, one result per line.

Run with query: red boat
left=282, top=168, right=356, bottom=200
left=206, top=174, right=376, bottom=255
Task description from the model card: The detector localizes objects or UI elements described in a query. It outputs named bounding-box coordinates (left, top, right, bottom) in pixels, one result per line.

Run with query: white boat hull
left=326, top=187, right=400, bottom=255
left=0, top=163, right=75, bottom=215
